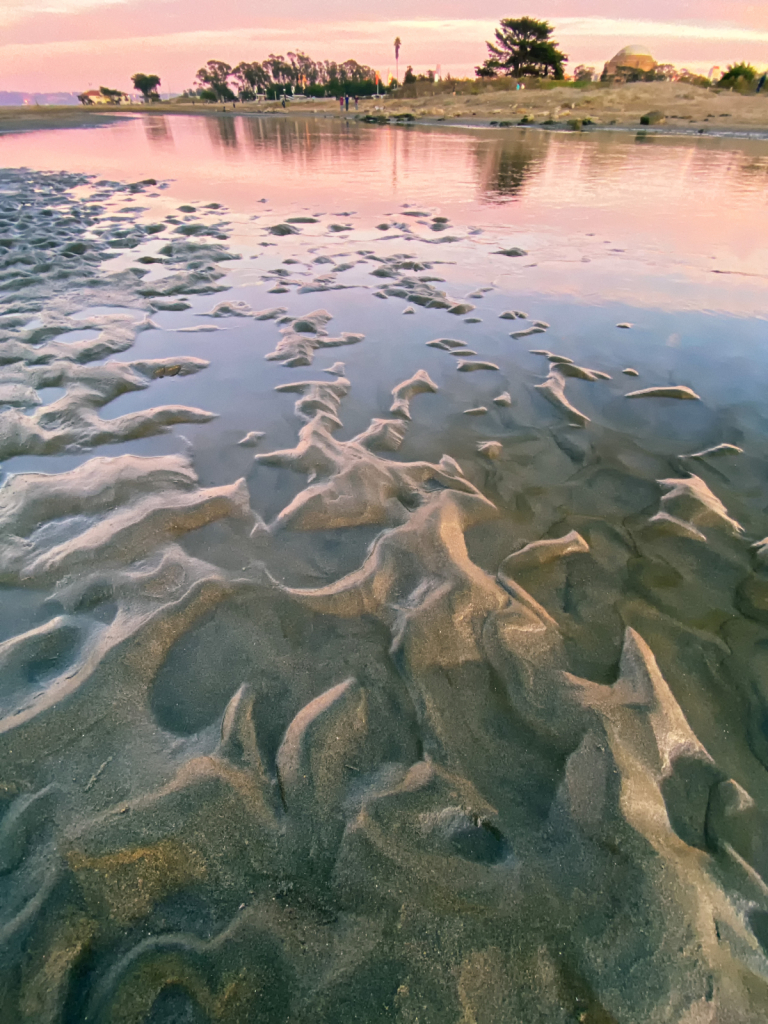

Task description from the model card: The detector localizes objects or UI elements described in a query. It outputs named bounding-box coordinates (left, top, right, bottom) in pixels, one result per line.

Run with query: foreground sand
left=2, top=81, right=767, bottom=137
left=0, top=159, right=768, bottom=1022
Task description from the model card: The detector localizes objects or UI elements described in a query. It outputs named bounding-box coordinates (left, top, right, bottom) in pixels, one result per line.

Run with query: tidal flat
left=0, top=116, right=768, bottom=1023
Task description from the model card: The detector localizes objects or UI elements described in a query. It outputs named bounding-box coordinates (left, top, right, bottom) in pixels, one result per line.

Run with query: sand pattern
left=0, top=168, right=767, bottom=1024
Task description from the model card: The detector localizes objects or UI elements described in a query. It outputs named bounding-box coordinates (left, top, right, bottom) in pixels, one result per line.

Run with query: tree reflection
left=476, top=134, right=547, bottom=201
left=206, top=115, right=239, bottom=149
left=143, top=115, right=174, bottom=147
left=240, top=114, right=365, bottom=170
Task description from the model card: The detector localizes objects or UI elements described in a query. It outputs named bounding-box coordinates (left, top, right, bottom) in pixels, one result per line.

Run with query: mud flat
left=0, top=164, right=768, bottom=1024
left=0, top=105, right=128, bottom=134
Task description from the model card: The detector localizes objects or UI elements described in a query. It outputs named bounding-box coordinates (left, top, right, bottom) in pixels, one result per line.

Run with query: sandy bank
left=367, top=79, right=768, bottom=137
left=0, top=105, right=127, bottom=134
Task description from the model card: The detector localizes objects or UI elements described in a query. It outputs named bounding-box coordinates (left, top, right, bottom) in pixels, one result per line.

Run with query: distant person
left=282, top=95, right=286, bottom=108
left=339, top=95, right=344, bottom=112
left=354, top=96, right=359, bottom=109
left=345, top=94, right=350, bottom=111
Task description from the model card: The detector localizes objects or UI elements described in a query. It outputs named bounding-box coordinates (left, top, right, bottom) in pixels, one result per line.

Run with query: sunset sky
left=1, top=0, right=766, bottom=94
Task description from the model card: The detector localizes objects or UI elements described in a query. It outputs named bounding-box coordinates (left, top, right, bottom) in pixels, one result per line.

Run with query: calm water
left=1, top=113, right=767, bottom=314
left=2, top=114, right=768, bottom=1022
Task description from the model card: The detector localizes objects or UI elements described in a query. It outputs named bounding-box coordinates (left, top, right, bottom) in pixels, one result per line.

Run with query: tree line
left=193, top=53, right=381, bottom=102
left=80, top=17, right=767, bottom=106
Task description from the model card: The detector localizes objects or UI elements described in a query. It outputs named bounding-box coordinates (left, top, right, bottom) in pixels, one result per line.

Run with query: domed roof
left=614, top=45, right=652, bottom=57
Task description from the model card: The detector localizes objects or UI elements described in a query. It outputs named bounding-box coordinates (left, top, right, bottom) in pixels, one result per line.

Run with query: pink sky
left=1, top=1, right=766, bottom=94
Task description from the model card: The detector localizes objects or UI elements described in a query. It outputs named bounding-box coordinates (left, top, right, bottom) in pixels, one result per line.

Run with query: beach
left=0, top=113, right=767, bottom=1022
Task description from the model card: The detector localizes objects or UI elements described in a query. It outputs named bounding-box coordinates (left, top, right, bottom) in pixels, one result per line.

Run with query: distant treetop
left=131, top=73, right=161, bottom=102
left=718, top=63, right=758, bottom=89
left=195, top=52, right=380, bottom=102
left=476, top=17, right=567, bottom=80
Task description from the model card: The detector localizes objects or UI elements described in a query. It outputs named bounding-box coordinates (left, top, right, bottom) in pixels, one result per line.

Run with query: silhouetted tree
left=476, top=18, right=567, bottom=80
left=99, top=86, right=125, bottom=103
left=195, top=60, right=235, bottom=102
left=718, top=63, right=758, bottom=90
left=197, top=52, right=379, bottom=100
left=232, top=62, right=269, bottom=99
left=573, top=65, right=595, bottom=82
left=131, top=73, right=161, bottom=102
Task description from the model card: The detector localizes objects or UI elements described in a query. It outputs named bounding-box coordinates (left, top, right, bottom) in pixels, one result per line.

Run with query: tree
left=573, top=65, right=595, bottom=82
left=263, top=54, right=294, bottom=87
left=654, top=64, right=677, bottom=81
left=403, top=66, right=416, bottom=84
left=394, top=37, right=401, bottom=83
left=99, top=86, right=125, bottom=103
left=613, top=65, right=651, bottom=83
left=476, top=17, right=567, bottom=80
left=232, top=62, right=269, bottom=100
left=131, top=73, right=161, bottom=102
left=195, top=60, right=235, bottom=102
left=197, top=50, right=380, bottom=101
left=718, top=63, right=758, bottom=90
left=336, top=59, right=377, bottom=84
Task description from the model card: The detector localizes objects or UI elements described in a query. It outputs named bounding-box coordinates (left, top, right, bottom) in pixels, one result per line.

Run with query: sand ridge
left=0, top=166, right=767, bottom=1022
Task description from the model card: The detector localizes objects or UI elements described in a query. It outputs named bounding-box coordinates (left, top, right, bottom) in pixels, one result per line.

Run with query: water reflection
left=206, top=114, right=239, bottom=149
left=0, top=116, right=766, bottom=284
left=142, top=115, right=173, bottom=147
left=476, top=134, right=546, bottom=201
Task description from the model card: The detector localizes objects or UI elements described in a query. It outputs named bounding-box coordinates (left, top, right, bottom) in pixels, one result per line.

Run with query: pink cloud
left=1, top=2, right=765, bottom=93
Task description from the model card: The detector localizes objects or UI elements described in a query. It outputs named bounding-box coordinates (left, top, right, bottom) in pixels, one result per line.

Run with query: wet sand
left=0, top=137, right=767, bottom=1022
left=0, top=105, right=126, bottom=134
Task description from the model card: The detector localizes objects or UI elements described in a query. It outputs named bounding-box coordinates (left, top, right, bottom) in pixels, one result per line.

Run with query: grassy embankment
left=360, top=80, right=768, bottom=134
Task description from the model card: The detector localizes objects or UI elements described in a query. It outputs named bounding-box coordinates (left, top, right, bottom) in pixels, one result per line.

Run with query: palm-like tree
left=394, top=37, right=401, bottom=84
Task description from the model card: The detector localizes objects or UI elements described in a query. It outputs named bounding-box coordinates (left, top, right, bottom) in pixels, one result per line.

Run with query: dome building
left=603, top=45, right=657, bottom=80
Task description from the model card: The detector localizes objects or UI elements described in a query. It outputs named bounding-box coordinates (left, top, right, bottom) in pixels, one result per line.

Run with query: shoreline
left=2, top=81, right=768, bottom=140
left=1, top=104, right=768, bottom=145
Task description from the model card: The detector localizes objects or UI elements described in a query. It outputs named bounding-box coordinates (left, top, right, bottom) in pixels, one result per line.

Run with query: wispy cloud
left=8, top=16, right=768, bottom=51
left=0, top=0, right=129, bottom=28
left=556, top=16, right=768, bottom=43
left=1, top=13, right=766, bottom=91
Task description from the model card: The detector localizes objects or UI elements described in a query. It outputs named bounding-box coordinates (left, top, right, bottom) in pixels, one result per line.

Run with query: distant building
left=603, top=45, right=657, bottom=81
left=78, top=89, right=130, bottom=106
left=709, top=66, right=722, bottom=81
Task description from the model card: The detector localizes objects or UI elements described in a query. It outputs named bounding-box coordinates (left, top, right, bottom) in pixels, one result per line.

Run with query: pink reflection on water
left=1, top=114, right=766, bottom=298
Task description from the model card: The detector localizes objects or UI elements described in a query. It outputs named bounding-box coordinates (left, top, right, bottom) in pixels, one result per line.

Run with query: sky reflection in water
left=2, top=111, right=768, bottom=1023
left=0, top=113, right=765, bottom=306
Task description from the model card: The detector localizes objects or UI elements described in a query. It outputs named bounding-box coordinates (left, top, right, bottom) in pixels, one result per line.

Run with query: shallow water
left=1, top=116, right=768, bottom=1022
